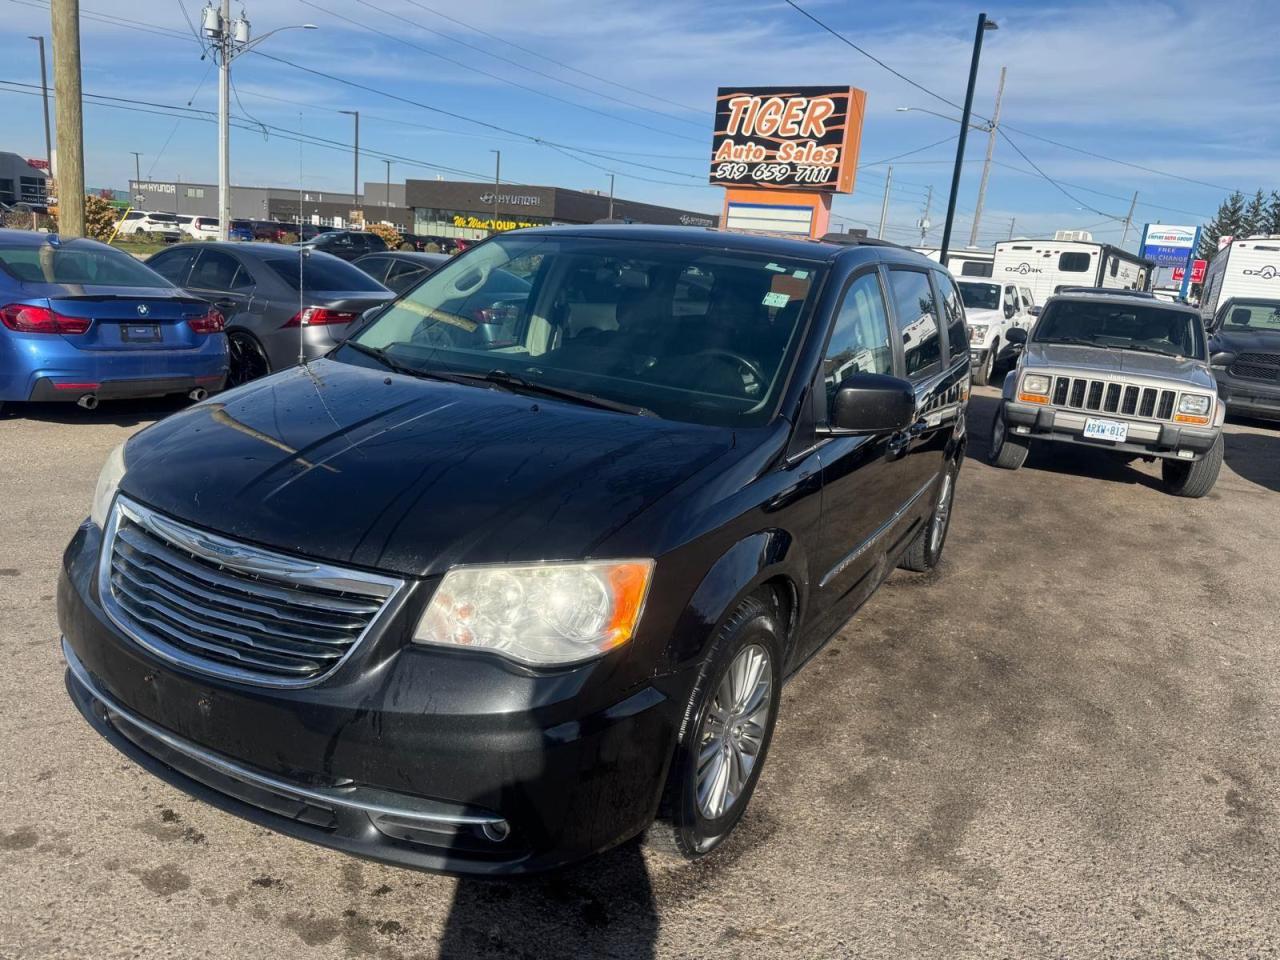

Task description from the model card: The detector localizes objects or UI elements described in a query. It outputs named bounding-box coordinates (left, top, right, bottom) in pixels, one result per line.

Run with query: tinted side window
left=148, top=249, right=196, bottom=285
left=386, top=259, right=430, bottom=291
left=189, top=250, right=250, bottom=291
left=936, top=272, right=968, bottom=360
left=1020, top=288, right=1034, bottom=310
left=960, top=260, right=992, bottom=277
left=358, top=256, right=389, bottom=282
left=821, top=272, right=893, bottom=417
left=887, top=269, right=943, bottom=380
left=1060, top=252, right=1091, bottom=272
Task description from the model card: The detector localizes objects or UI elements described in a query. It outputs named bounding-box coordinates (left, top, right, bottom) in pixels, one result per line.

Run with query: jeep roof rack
left=818, top=233, right=906, bottom=249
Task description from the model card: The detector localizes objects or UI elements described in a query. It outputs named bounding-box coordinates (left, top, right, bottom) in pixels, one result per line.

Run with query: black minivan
left=58, top=226, right=970, bottom=874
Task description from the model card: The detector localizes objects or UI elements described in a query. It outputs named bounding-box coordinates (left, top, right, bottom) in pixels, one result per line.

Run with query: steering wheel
left=693, top=349, right=767, bottom=391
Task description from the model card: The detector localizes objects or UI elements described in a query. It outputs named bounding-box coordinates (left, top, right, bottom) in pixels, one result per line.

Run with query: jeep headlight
left=968, top=324, right=988, bottom=342
left=1178, top=394, right=1211, bottom=417
left=1021, top=374, right=1051, bottom=396
left=413, top=560, right=654, bottom=666
left=89, top=442, right=127, bottom=528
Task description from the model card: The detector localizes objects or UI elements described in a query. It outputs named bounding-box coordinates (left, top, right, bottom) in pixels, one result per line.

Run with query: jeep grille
left=1049, top=376, right=1177, bottom=421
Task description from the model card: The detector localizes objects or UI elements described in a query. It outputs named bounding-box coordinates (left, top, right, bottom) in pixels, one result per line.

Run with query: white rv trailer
left=913, top=246, right=995, bottom=278
left=1199, top=235, right=1280, bottom=322
left=992, top=237, right=1152, bottom=305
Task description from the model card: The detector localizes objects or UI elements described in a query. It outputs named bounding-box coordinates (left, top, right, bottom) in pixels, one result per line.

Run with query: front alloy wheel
left=648, top=594, right=783, bottom=860
left=900, top=462, right=959, bottom=572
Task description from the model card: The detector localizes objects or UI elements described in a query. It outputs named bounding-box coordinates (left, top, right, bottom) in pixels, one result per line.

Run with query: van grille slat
left=100, top=498, right=403, bottom=686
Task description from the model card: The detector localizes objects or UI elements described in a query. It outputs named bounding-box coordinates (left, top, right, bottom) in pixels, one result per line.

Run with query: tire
left=971, top=344, right=995, bottom=387
left=989, top=404, right=1029, bottom=470
left=900, top=460, right=959, bottom=572
left=647, top=594, right=783, bottom=861
left=227, top=331, right=271, bottom=387
left=1161, top=434, right=1223, bottom=498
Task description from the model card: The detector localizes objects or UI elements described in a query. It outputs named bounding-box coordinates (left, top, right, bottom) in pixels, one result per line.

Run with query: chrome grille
left=1050, top=376, right=1178, bottom=421
left=100, top=497, right=404, bottom=687
left=1230, top=352, right=1280, bottom=382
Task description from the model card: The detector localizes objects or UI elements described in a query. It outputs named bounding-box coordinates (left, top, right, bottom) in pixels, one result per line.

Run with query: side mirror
left=1004, top=303, right=1015, bottom=319
left=1005, top=327, right=1028, bottom=345
left=827, top=372, right=916, bottom=435
left=1028, top=305, right=1042, bottom=317
left=1209, top=351, right=1235, bottom=368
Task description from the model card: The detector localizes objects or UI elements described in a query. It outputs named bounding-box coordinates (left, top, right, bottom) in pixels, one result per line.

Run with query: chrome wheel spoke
left=694, top=642, right=774, bottom=820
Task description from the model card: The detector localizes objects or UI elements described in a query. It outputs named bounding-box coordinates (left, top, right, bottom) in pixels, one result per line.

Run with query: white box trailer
left=1199, top=235, right=1280, bottom=322
left=992, top=239, right=1152, bottom=304
left=913, top=246, right=995, bottom=278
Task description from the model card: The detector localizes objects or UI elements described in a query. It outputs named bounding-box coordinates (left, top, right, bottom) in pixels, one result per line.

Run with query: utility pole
left=383, top=159, right=391, bottom=207
left=130, top=151, right=142, bottom=191
left=877, top=165, right=893, bottom=239
left=608, top=173, right=615, bottom=220
left=50, top=0, right=85, bottom=237
left=1008, top=217, right=1016, bottom=240
left=489, top=149, right=500, bottom=227
left=339, top=109, right=359, bottom=223
left=968, top=64, right=1006, bottom=248
left=202, top=5, right=317, bottom=241
left=1121, top=191, right=1138, bottom=246
left=28, top=36, right=53, bottom=176
left=919, top=184, right=933, bottom=245
left=940, top=13, right=998, bottom=263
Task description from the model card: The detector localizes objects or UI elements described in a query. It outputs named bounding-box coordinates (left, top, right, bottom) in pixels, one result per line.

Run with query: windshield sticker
left=764, top=262, right=787, bottom=273
left=762, top=292, right=790, bottom=309
left=793, top=270, right=810, bottom=280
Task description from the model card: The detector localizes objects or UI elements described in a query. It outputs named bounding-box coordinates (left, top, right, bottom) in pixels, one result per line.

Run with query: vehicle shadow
left=6, top=397, right=189, bottom=428
left=437, top=840, right=658, bottom=959
left=1223, top=428, right=1280, bottom=493
left=961, top=390, right=1162, bottom=490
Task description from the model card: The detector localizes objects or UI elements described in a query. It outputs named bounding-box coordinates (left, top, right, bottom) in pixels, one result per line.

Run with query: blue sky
left=3, top=0, right=1278, bottom=250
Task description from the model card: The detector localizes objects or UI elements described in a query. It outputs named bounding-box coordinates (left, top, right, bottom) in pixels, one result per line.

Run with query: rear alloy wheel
left=900, top=462, right=958, bottom=572
left=1161, top=434, right=1223, bottom=498
left=227, top=332, right=271, bottom=387
left=648, top=594, right=782, bottom=861
left=972, top=344, right=995, bottom=386
left=990, top=405, right=1030, bottom=470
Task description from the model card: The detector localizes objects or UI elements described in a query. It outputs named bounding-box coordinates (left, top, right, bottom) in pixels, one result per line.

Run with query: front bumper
left=1002, top=400, right=1219, bottom=460
left=1215, top=373, right=1280, bottom=421
left=58, top=522, right=677, bottom=875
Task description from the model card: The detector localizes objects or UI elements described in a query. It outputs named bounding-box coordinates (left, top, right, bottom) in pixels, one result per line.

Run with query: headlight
left=968, top=324, right=988, bottom=342
left=89, top=442, right=127, bottom=528
left=1021, top=375, right=1051, bottom=395
left=1178, top=394, right=1211, bottom=416
left=413, top=560, right=654, bottom=667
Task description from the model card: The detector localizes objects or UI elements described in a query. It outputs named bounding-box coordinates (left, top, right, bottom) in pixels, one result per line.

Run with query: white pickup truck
left=956, top=279, right=1037, bottom=385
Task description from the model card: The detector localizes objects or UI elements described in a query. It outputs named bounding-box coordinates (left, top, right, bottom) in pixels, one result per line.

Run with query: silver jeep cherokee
left=990, top=288, right=1224, bottom=497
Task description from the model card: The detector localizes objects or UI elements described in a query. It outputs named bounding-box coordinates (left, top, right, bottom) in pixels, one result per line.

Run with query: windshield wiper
left=447, top=369, right=656, bottom=417
left=343, top=341, right=497, bottom=389
left=1039, top=337, right=1113, bottom=349
left=1122, top=343, right=1184, bottom=358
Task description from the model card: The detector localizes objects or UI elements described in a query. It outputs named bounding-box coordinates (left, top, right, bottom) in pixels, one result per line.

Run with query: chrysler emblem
left=136, top=304, right=150, bottom=317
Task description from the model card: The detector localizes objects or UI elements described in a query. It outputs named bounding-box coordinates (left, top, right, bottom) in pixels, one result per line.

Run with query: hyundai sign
left=1140, top=224, right=1197, bottom=267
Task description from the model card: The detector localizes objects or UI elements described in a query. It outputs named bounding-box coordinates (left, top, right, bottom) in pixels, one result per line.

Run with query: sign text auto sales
left=709, top=85, right=865, bottom=192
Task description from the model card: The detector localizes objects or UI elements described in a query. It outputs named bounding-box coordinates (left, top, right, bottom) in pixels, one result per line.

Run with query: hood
left=965, top=308, right=1003, bottom=325
left=1024, top=342, right=1216, bottom=391
left=119, top=359, right=735, bottom=577
left=1211, top=327, right=1280, bottom=354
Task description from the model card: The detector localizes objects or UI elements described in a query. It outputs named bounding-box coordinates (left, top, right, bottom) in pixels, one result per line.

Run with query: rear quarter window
left=265, top=253, right=389, bottom=292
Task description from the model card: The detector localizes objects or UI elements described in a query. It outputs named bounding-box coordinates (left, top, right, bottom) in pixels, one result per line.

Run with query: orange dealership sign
left=710, top=86, right=866, bottom=193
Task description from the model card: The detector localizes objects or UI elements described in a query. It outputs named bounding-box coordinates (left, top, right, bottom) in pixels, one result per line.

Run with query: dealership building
left=404, top=180, right=718, bottom=239
left=1, top=152, right=50, bottom=207
left=127, top=179, right=410, bottom=230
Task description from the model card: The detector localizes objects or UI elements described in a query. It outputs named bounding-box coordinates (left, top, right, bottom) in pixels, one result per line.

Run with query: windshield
left=0, top=240, right=172, bottom=288
left=1034, top=299, right=1205, bottom=359
left=264, top=254, right=388, bottom=292
left=957, top=282, right=1000, bottom=311
left=346, top=235, right=822, bottom=427
left=1220, top=300, right=1280, bottom=332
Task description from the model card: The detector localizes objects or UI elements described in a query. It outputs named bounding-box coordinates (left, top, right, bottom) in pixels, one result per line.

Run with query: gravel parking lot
left=1, top=387, right=1278, bottom=959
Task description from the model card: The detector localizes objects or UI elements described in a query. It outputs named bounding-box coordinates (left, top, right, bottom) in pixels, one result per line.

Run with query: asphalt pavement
left=1, top=387, right=1278, bottom=959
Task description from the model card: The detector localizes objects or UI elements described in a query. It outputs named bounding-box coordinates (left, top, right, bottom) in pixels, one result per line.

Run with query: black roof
left=508, top=224, right=933, bottom=265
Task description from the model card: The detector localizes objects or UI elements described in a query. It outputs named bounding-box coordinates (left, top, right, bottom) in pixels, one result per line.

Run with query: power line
left=988, top=160, right=1212, bottom=220
left=859, top=135, right=959, bottom=169
left=299, top=0, right=702, bottom=143
left=348, top=0, right=704, bottom=130
left=398, top=0, right=703, bottom=116
left=997, top=129, right=1122, bottom=222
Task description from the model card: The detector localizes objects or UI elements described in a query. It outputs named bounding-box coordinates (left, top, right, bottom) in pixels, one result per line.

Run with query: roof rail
left=819, top=233, right=905, bottom=249
left=1056, top=286, right=1155, bottom=298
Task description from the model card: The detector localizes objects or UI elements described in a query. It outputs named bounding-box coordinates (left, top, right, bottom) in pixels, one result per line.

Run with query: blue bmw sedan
left=0, top=230, right=228, bottom=416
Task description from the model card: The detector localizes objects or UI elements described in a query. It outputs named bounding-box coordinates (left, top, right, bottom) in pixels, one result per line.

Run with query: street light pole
left=339, top=109, right=359, bottom=224
left=877, top=165, right=893, bottom=239
left=28, top=36, right=53, bottom=176
left=130, top=151, right=141, bottom=191
left=201, top=5, right=317, bottom=240
left=968, top=64, right=1006, bottom=248
left=939, top=13, right=997, bottom=264
left=489, top=149, right=500, bottom=228
left=383, top=159, right=391, bottom=207
left=608, top=173, right=615, bottom=219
